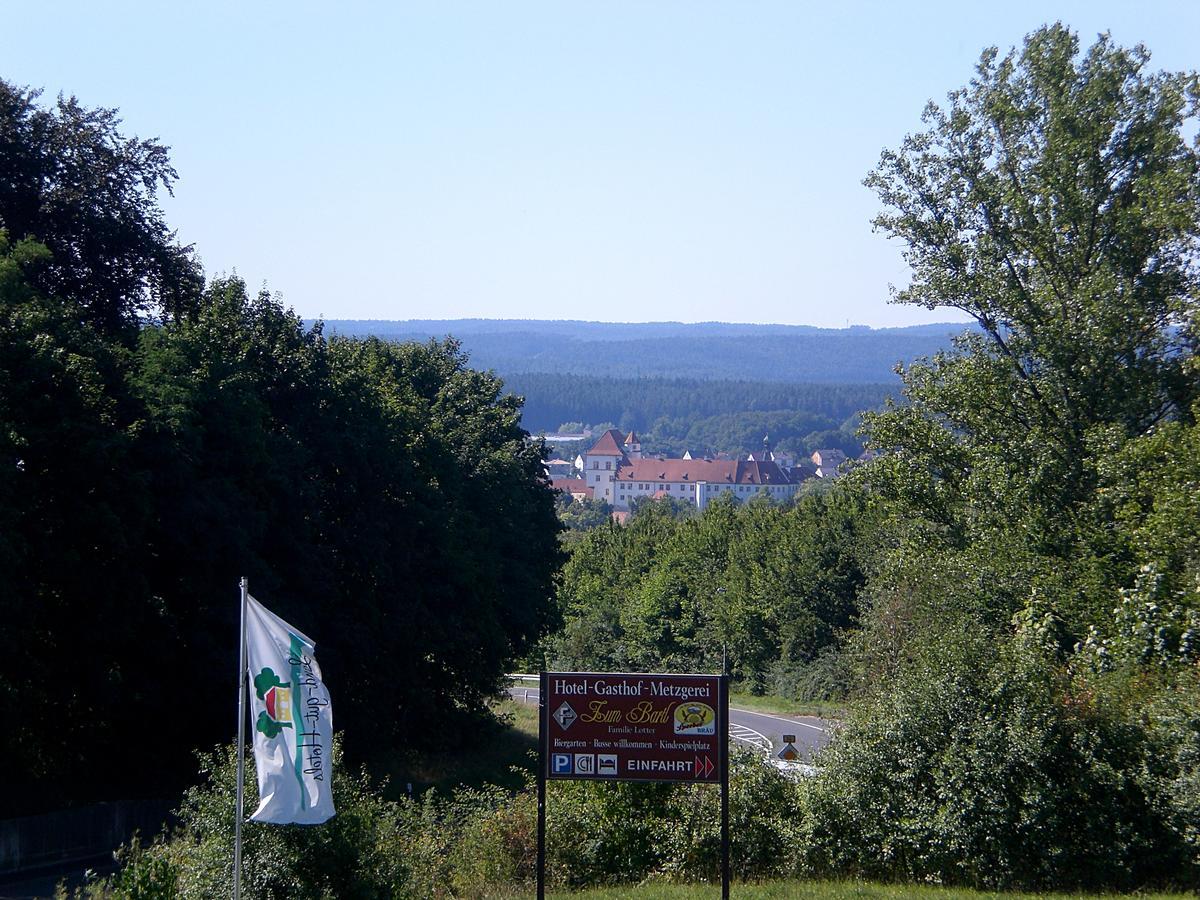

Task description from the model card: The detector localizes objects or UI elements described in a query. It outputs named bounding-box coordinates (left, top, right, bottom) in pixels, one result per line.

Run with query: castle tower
left=624, top=430, right=642, bottom=460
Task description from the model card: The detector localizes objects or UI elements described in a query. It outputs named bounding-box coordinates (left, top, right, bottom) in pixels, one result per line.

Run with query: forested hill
left=322, top=319, right=971, bottom=383
left=505, top=373, right=890, bottom=442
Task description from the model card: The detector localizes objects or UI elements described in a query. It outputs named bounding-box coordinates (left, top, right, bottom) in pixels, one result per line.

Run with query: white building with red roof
left=580, top=429, right=803, bottom=511
left=550, top=478, right=594, bottom=502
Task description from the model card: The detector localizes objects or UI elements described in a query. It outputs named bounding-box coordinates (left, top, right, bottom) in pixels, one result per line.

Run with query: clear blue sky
left=3, top=2, right=1197, bottom=327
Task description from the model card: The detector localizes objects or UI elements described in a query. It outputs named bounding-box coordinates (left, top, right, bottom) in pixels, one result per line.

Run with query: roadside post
left=536, top=671, right=730, bottom=897
left=537, top=671, right=547, bottom=900
left=719, top=673, right=730, bottom=899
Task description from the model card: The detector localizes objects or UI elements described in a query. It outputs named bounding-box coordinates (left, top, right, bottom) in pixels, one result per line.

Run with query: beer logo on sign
left=673, top=701, right=715, bottom=735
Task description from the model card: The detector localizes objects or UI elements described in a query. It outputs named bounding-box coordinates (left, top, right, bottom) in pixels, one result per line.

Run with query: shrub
left=68, top=740, right=804, bottom=898
left=768, top=645, right=852, bottom=703
left=66, top=739, right=437, bottom=899
left=451, top=750, right=804, bottom=893
left=796, top=626, right=1190, bottom=890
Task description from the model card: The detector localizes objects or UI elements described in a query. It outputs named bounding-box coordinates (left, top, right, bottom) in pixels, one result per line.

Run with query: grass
left=483, top=881, right=1192, bottom=899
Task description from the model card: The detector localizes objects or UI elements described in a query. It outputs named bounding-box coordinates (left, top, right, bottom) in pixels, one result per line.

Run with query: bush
left=70, top=740, right=805, bottom=898
left=796, top=626, right=1193, bottom=891
left=452, top=749, right=804, bottom=893
left=768, top=645, right=852, bottom=704
left=67, top=739, right=439, bottom=899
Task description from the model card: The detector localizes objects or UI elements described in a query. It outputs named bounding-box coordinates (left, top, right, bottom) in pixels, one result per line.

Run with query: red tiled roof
left=586, top=429, right=627, bottom=457
left=551, top=478, right=594, bottom=498
left=614, top=458, right=794, bottom=485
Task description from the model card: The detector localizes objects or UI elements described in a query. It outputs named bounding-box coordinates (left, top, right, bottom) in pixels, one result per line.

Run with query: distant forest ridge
left=504, top=373, right=892, bottom=441
left=320, top=319, right=973, bottom=383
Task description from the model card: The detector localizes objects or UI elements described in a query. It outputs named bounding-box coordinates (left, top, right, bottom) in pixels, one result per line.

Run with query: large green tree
left=552, top=490, right=869, bottom=692
left=0, top=80, right=202, bottom=335
left=0, top=85, right=563, bottom=813
left=0, top=232, right=156, bottom=805
left=808, top=28, right=1200, bottom=888
left=862, top=24, right=1200, bottom=628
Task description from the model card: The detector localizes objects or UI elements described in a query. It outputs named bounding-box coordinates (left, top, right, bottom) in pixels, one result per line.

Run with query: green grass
left=484, top=880, right=1192, bottom=899
left=728, top=691, right=845, bottom=720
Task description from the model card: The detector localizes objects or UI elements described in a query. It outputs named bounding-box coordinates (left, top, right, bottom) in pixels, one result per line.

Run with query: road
left=506, top=683, right=832, bottom=766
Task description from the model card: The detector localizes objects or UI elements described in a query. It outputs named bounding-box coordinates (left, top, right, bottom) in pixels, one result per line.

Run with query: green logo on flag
left=254, top=667, right=293, bottom=739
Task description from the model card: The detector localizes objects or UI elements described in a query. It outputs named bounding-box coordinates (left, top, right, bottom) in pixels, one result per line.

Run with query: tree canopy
left=796, top=27, right=1200, bottom=888
left=0, top=81, right=202, bottom=335
left=0, top=86, right=561, bottom=814
left=864, top=25, right=1199, bottom=528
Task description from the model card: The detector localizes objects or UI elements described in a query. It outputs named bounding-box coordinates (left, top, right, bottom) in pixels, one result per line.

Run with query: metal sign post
left=536, top=671, right=731, bottom=895
left=537, top=671, right=547, bottom=900
left=719, top=673, right=730, bottom=899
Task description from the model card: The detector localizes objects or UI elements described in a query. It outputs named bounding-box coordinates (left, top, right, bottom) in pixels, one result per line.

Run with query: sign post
left=536, top=672, right=729, bottom=894
left=537, top=671, right=547, bottom=900
left=719, top=674, right=730, bottom=899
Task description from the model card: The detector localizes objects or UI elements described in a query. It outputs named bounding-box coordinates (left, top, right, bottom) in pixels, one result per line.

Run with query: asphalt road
left=506, top=684, right=832, bottom=765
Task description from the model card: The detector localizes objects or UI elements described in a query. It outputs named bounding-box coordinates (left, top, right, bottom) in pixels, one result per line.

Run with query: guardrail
left=0, top=800, right=172, bottom=877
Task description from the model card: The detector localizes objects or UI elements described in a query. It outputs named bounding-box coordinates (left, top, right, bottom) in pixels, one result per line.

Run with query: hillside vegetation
left=506, top=373, right=892, bottom=457
left=324, top=319, right=969, bottom=383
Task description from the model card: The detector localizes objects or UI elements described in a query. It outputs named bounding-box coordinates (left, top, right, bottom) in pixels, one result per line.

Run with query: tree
left=0, top=80, right=201, bottom=336
left=556, top=495, right=613, bottom=531
left=134, top=286, right=564, bottom=761
left=0, top=231, right=157, bottom=810
left=2, top=258, right=564, bottom=812
left=792, top=28, right=1200, bottom=889
left=552, top=487, right=869, bottom=689
left=864, top=25, right=1199, bottom=522
left=861, top=25, right=1200, bottom=630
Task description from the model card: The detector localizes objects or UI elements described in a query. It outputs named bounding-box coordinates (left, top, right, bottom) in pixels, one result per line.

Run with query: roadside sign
left=778, top=734, right=799, bottom=761
left=536, top=671, right=731, bottom=900
left=540, top=672, right=725, bottom=783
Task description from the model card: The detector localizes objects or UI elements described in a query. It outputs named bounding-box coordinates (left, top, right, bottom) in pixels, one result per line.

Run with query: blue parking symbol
left=552, top=753, right=573, bottom=774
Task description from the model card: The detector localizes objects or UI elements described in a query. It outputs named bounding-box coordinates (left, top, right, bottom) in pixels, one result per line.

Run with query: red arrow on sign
left=694, top=755, right=715, bottom=779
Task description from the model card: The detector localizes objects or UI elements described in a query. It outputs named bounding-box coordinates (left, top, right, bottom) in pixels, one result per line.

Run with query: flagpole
left=234, top=577, right=249, bottom=900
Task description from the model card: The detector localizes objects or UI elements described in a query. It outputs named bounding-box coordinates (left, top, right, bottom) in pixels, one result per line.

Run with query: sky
left=3, top=2, right=1198, bottom=328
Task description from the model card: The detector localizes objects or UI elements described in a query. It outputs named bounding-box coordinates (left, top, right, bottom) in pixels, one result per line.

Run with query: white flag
left=244, top=595, right=335, bottom=824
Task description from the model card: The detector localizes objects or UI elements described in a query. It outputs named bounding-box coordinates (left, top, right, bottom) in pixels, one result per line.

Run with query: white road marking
left=730, top=707, right=829, bottom=732
left=728, top=723, right=771, bottom=753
